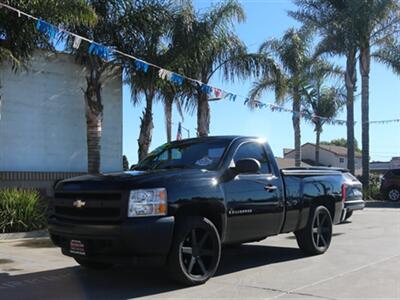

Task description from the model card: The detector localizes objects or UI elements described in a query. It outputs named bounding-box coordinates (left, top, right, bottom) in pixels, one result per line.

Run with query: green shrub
left=0, top=189, right=47, bottom=233
left=360, top=175, right=383, bottom=200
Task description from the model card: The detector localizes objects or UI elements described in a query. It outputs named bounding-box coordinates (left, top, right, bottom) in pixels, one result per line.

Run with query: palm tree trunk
left=84, top=70, right=103, bottom=174
left=164, top=96, right=173, bottom=143
left=345, top=49, right=357, bottom=174
left=315, top=128, right=321, bottom=165
left=138, top=90, right=154, bottom=162
left=197, top=91, right=210, bottom=137
left=292, top=94, right=301, bottom=167
left=360, top=45, right=371, bottom=191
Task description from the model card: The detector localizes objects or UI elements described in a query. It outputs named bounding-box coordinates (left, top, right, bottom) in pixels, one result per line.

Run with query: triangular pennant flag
left=170, top=73, right=184, bottom=86
left=73, top=36, right=82, bottom=49
left=88, top=43, right=113, bottom=61
left=36, top=19, right=59, bottom=39
left=135, top=60, right=149, bottom=73
left=158, top=69, right=172, bottom=80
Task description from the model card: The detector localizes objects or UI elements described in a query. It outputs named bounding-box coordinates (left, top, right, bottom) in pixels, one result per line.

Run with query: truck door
left=222, top=141, right=284, bottom=243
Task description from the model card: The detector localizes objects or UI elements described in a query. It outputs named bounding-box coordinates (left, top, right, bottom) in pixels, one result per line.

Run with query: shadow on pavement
left=0, top=244, right=304, bottom=299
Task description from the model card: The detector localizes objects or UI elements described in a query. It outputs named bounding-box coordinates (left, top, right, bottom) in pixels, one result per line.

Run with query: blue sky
left=122, top=0, right=400, bottom=165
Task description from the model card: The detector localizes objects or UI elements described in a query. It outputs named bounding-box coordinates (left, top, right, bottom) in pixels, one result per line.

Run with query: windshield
left=134, top=140, right=230, bottom=171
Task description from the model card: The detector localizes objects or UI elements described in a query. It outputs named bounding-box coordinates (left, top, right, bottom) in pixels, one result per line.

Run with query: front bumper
left=48, top=216, right=175, bottom=264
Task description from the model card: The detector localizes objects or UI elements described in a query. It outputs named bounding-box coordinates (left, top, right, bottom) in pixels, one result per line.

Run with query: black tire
left=386, top=187, right=400, bottom=202
left=167, top=216, right=221, bottom=285
left=74, top=258, right=113, bottom=270
left=295, top=206, right=333, bottom=255
left=344, top=210, right=353, bottom=220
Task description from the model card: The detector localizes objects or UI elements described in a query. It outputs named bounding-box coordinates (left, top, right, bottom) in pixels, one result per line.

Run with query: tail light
left=342, top=184, right=347, bottom=203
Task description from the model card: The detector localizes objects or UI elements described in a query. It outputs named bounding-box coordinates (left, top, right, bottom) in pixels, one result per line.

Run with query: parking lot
left=0, top=205, right=399, bottom=300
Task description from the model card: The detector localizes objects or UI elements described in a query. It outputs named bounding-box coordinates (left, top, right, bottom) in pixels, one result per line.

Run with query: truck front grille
left=53, top=192, right=122, bottom=222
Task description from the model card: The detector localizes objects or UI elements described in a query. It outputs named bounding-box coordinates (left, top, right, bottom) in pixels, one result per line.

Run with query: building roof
left=285, top=143, right=362, bottom=158
left=275, top=157, right=311, bottom=169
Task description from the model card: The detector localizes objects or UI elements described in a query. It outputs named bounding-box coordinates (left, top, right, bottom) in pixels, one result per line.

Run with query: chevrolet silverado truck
left=49, top=136, right=346, bottom=285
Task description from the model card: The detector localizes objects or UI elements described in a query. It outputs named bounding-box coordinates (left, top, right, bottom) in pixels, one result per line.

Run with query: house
left=0, top=50, right=123, bottom=195
left=275, top=157, right=311, bottom=169
left=284, top=143, right=362, bottom=173
left=370, top=157, right=400, bottom=173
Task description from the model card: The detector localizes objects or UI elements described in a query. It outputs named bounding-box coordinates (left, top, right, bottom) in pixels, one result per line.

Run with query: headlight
left=128, top=188, right=167, bottom=217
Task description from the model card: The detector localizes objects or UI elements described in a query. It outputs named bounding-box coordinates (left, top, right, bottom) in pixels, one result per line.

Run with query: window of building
left=339, top=157, right=345, bottom=163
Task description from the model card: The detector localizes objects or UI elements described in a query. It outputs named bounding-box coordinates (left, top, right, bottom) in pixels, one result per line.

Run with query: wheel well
left=312, top=196, right=336, bottom=220
left=174, top=204, right=224, bottom=238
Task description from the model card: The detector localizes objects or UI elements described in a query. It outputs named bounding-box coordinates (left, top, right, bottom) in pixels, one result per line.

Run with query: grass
left=0, top=189, right=47, bottom=233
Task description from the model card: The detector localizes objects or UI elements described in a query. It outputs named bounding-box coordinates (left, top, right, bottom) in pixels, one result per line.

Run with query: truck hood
left=56, top=169, right=217, bottom=191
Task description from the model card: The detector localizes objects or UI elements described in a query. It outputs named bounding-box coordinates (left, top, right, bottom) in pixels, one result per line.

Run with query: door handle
left=265, top=184, right=277, bottom=192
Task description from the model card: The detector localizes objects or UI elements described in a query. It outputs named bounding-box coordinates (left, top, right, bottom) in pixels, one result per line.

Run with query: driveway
left=0, top=206, right=399, bottom=299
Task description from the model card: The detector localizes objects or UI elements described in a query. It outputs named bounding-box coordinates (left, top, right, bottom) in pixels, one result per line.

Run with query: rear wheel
left=74, top=258, right=113, bottom=270
left=295, top=206, right=333, bottom=255
left=167, top=217, right=221, bottom=285
left=387, top=187, right=400, bottom=202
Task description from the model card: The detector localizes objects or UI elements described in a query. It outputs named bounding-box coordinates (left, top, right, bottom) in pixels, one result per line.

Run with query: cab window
left=233, top=142, right=271, bottom=174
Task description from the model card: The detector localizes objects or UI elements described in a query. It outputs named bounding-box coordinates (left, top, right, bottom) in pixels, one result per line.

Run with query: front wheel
left=167, top=217, right=221, bottom=285
left=295, top=206, right=333, bottom=255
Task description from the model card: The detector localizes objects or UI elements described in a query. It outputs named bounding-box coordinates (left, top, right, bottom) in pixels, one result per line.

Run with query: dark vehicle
left=49, top=136, right=347, bottom=285
left=380, top=169, right=400, bottom=201
left=340, top=172, right=365, bottom=221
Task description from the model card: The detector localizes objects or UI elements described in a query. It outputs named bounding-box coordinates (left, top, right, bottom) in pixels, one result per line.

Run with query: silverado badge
left=73, top=199, right=86, bottom=208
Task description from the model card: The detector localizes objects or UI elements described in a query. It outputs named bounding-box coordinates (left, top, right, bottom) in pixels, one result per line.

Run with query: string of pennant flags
left=1, top=2, right=399, bottom=127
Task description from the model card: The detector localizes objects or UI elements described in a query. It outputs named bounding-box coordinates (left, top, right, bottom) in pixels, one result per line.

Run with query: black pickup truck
left=49, top=136, right=346, bottom=285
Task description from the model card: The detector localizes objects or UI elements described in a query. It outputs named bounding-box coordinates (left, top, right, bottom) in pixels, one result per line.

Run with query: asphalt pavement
left=0, top=205, right=399, bottom=299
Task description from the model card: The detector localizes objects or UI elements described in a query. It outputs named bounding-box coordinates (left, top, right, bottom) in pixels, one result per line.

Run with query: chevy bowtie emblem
left=73, top=199, right=86, bottom=208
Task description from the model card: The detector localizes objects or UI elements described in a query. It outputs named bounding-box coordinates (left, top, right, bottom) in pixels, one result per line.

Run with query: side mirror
left=234, top=158, right=261, bottom=174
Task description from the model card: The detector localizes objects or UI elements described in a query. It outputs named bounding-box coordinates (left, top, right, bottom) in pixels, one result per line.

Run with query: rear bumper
left=344, top=199, right=365, bottom=211
left=48, top=216, right=175, bottom=264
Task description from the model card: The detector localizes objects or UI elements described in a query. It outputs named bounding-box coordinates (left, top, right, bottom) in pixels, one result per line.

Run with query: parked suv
left=380, top=169, right=400, bottom=201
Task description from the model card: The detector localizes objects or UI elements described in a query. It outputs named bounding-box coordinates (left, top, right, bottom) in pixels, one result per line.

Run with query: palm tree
left=66, top=0, right=128, bottom=174
left=291, top=0, right=400, bottom=190
left=121, top=1, right=174, bottom=161
left=290, top=0, right=359, bottom=174
left=249, top=28, right=314, bottom=167
left=352, top=0, right=400, bottom=190
left=303, top=86, right=345, bottom=164
left=172, top=0, right=268, bottom=137
left=302, top=60, right=345, bottom=164
left=159, top=82, right=185, bottom=143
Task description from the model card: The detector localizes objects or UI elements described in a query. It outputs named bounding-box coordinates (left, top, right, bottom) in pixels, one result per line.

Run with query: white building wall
left=0, top=50, right=122, bottom=173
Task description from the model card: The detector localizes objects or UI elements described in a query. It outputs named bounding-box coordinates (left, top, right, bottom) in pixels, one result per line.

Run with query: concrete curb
left=0, top=230, right=49, bottom=241
left=365, top=201, right=400, bottom=208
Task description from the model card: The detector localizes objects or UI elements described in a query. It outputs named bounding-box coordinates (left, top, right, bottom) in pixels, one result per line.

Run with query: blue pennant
left=170, top=73, right=184, bottom=86
left=36, top=19, right=59, bottom=39
left=135, top=60, right=149, bottom=73
left=88, top=43, right=113, bottom=61
left=201, top=84, right=213, bottom=94
left=228, top=94, right=237, bottom=102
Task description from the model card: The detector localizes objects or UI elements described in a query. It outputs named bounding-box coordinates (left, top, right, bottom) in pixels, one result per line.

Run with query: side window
left=234, top=142, right=271, bottom=174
